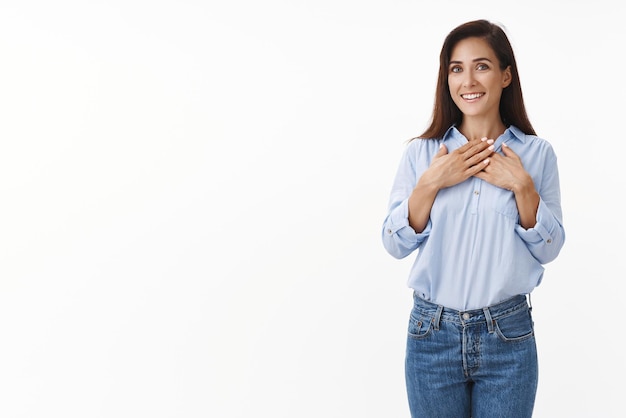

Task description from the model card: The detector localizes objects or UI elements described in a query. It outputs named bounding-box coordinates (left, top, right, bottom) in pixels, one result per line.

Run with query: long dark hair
left=418, top=19, right=536, bottom=139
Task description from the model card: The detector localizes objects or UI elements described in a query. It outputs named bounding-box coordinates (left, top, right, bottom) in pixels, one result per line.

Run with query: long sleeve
left=382, top=140, right=435, bottom=259
left=515, top=149, right=565, bottom=264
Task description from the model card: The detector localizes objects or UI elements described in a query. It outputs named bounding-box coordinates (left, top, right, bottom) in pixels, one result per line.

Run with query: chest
left=431, top=177, right=518, bottom=221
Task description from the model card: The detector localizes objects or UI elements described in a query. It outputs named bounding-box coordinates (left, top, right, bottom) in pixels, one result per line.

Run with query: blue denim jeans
left=405, top=293, right=538, bottom=418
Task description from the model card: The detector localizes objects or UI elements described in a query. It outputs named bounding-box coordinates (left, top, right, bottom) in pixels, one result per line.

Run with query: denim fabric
left=405, top=293, right=538, bottom=418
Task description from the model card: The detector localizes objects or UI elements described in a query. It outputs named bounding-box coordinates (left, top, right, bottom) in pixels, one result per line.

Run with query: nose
left=463, top=71, right=476, bottom=88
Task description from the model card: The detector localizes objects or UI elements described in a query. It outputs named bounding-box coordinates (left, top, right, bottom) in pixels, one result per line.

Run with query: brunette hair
left=418, top=19, right=536, bottom=139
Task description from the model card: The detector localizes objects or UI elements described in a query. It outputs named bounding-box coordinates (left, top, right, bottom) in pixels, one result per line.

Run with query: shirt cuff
left=385, top=198, right=431, bottom=243
left=515, top=199, right=555, bottom=245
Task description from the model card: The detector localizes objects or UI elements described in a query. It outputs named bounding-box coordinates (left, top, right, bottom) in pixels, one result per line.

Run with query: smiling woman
left=448, top=38, right=511, bottom=127
left=381, top=19, right=565, bottom=418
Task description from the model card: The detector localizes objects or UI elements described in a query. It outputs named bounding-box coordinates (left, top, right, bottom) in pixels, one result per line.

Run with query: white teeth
left=462, top=93, right=483, bottom=99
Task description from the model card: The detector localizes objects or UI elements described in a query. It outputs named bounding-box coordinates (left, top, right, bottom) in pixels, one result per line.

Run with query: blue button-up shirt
left=382, top=125, right=565, bottom=310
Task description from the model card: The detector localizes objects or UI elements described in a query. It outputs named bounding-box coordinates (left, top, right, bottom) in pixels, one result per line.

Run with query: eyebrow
left=449, top=57, right=493, bottom=65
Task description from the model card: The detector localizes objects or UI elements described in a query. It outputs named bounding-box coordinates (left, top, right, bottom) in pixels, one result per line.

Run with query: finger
left=465, top=143, right=494, bottom=166
left=436, top=143, right=448, bottom=157
left=462, top=138, right=493, bottom=158
left=473, top=169, right=487, bottom=181
left=466, top=159, right=490, bottom=178
left=457, top=137, right=485, bottom=151
left=501, top=143, right=518, bottom=158
left=481, top=138, right=495, bottom=148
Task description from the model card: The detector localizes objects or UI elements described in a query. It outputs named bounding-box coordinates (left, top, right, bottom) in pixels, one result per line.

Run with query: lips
left=461, top=93, right=484, bottom=100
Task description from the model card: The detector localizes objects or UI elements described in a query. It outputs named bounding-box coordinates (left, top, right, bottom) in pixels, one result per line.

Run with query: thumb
left=436, top=143, right=448, bottom=157
left=501, top=142, right=517, bottom=158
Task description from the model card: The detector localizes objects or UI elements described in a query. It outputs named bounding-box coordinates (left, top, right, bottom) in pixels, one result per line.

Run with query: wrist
left=511, top=175, right=535, bottom=196
left=414, top=180, right=440, bottom=197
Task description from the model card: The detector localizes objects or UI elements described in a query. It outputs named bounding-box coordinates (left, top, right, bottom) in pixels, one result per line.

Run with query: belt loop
left=527, top=293, right=533, bottom=312
left=433, top=305, right=443, bottom=331
left=483, top=307, right=494, bottom=333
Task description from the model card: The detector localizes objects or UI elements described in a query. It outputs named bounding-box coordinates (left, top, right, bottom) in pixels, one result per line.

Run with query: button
left=462, top=313, right=470, bottom=320
left=387, top=229, right=393, bottom=235
left=474, top=191, right=479, bottom=195
left=546, top=239, right=552, bottom=244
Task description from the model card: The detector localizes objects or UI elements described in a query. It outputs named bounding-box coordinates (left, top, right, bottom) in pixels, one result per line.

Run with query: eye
left=450, top=65, right=462, bottom=73
left=476, top=63, right=489, bottom=71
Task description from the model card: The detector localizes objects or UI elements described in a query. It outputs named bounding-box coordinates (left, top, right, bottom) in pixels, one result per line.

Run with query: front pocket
left=492, top=189, right=519, bottom=220
left=407, top=312, right=434, bottom=339
left=494, top=307, right=534, bottom=342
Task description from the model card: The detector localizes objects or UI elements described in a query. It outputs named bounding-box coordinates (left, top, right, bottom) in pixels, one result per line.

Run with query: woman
left=382, top=20, right=565, bottom=417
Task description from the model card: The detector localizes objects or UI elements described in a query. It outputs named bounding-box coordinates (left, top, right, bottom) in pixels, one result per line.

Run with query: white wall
left=0, top=1, right=623, bottom=417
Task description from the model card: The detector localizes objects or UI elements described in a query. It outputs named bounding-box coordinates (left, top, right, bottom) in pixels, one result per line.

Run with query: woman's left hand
left=474, top=143, right=532, bottom=192
left=475, top=142, right=540, bottom=229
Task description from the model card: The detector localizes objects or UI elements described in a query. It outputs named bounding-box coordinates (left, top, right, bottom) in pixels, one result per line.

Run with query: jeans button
left=462, top=313, right=470, bottom=320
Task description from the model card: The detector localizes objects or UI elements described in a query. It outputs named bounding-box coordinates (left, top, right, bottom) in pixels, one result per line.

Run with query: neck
left=458, top=117, right=507, bottom=141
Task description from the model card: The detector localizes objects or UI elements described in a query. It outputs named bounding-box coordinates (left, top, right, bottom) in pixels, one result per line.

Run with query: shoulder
left=405, top=133, right=447, bottom=154
left=509, top=126, right=558, bottom=159
left=404, top=137, right=443, bottom=165
left=508, top=128, right=559, bottom=174
left=391, top=137, right=442, bottom=177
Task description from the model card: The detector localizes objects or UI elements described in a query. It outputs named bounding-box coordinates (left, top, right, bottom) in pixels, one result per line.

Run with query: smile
left=461, top=93, right=484, bottom=100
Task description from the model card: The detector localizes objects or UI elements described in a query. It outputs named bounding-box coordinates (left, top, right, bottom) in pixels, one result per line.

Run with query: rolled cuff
left=515, top=199, right=564, bottom=263
left=382, top=199, right=431, bottom=258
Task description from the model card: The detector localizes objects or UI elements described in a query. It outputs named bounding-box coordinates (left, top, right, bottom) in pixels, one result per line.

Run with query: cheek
left=450, top=94, right=462, bottom=109
left=448, top=78, right=460, bottom=99
left=447, top=75, right=457, bottom=91
left=448, top=83, right=462, bottom=106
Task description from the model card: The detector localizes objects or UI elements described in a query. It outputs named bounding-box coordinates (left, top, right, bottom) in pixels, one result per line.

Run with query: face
left=448, top=37, right=511, bottom=120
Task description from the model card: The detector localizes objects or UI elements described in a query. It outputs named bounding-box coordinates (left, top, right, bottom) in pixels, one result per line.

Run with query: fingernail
left=483, top=158, right=490, bottom=164
left=488, top=145, right=495, bottom=150
left=487, top=139, right=494, bottom=145
left=502, top=143, right=508, bottom=147
left=481, top=137, right=488, bottom=142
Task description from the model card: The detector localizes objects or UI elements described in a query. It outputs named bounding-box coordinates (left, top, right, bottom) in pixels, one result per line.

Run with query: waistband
left=412, top=293, right=530, bottom=330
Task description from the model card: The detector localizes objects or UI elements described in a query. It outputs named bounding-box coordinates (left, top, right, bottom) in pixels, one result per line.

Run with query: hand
left=475, top=142, right=539, bottom=228
left=474, top=143, right=532, bottom=192
left=420, top=137, right=495, bottom=190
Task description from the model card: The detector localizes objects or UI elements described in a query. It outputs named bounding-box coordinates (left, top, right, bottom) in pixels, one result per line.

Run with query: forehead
left=450, top=37, right=498, bottom=62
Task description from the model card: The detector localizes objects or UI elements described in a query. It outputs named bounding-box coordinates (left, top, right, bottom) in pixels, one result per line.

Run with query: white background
left=0, top=1, right=623, bottom=417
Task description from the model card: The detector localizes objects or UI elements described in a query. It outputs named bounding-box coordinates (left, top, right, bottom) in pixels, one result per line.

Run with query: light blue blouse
left=382, top=125, right=565, bottom=310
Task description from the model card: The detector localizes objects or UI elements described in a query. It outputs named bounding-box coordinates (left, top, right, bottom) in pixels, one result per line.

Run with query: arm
left=382, top=143, right=428, bottom=260
left=475, top=142, right=565, bottom=263
left=516, top=151, right=565, bottom=264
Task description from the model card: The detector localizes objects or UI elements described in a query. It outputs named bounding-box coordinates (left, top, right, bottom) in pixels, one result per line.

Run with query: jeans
left=405, top=293, right=538, bottom=418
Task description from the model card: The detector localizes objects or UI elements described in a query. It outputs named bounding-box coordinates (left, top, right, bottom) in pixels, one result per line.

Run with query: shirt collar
left=507, top=125, right=527, bottom=144
left=442, top=126, right=466, bottom=148
left=443, top=124, right=527, bottom=144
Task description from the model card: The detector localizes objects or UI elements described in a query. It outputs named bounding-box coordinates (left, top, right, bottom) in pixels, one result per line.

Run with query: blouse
left=382, top=125, right=565, bottom=310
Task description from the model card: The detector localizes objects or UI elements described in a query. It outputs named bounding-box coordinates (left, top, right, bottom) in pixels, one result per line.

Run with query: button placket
left=471, top=178, right=482, bottom=214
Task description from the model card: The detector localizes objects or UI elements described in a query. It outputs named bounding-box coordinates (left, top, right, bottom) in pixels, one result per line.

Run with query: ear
left=502, top=65, right=512, bottom=88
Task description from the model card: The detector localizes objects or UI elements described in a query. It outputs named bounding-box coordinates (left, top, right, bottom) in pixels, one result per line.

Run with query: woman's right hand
left=406, top=138, right=494, bottom=232
left=420, top=137, right=495, bottom=191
